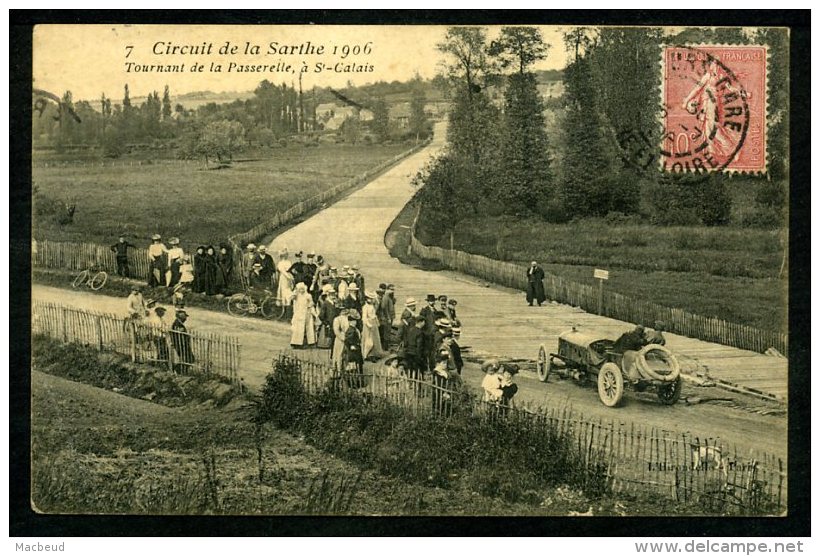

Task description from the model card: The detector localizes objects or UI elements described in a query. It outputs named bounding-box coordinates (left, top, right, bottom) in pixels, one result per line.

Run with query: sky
left=33, top=24, right=571, bottom=102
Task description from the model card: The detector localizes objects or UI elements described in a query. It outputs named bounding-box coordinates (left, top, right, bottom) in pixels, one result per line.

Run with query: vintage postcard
left=24, top=19, right=797, bottom=524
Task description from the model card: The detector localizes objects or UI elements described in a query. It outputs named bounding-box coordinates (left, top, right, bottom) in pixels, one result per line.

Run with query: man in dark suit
left=253, top=246, right=276, bottom=289
left=419, top=294, right=438, bottom=372
left=291, top=251, right=307, bottom=287
left=351, top=266, right=365, bottom=305
left=110, top=235, right=136, bottom=278
left=402, top=316, right=426, bottom=380
left=526, top=260, right=547, bottom=306
left=170, top=310, right=195, bottom=374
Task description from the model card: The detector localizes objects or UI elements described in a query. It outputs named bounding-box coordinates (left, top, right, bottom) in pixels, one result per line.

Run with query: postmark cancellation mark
left=661, top=45, right=767, bottom=174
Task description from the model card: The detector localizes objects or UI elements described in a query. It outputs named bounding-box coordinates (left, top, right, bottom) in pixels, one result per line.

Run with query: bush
left=741, top=207, right=785, bottom=229
left=256, top=356, right=611, bottom=504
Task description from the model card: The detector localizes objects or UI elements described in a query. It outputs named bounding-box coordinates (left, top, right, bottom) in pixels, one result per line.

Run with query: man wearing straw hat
left=344, top=283, right=363, bottom=326
left=397, top=297, right=417, bottom=346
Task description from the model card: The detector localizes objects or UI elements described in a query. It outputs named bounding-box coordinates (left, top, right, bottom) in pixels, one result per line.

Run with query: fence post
left=128, top=321, right=137, bottom=362
left=62, top=307, right=68, bottom=342
left=165, top=333, right=174, bottom=373
left=96, top=315, right=103, bottom=351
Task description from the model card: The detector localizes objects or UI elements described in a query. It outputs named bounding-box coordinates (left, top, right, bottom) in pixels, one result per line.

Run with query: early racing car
left=536, top=327, right=682, bottom=407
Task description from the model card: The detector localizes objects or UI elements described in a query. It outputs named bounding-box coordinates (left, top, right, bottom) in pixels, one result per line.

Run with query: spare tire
left=635, top=344, right=680, bottom=382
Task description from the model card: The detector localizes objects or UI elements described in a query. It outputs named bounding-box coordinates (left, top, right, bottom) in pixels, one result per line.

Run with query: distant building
left=315, top=103, right=339, bottom=120
left=389, top=102, right=412, bottom=128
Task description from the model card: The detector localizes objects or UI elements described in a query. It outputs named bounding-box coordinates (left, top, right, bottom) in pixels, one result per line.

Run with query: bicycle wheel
left=227, top=293, right=252, bottom=317
left=90, top=271, right=108, bottom=290
left=261, top=296, right=286, bottom=320
left=72, top=270, right=89, bottom=288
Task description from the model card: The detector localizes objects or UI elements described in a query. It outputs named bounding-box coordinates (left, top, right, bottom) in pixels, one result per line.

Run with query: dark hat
left=347, top=309, right=360, bottom=320
left=448, top=299, right=457, bottom=306
left=154, top=306, right=167, bottom=315
left=379, top=283, right=387, bottom=290
left=176, top=309, right=188, bottom=317
left=503, top=363, right=520, bottom=375
left=426, top=294, right=436, bottom=302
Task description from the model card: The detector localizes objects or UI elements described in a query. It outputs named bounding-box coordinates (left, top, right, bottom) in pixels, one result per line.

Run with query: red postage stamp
left=661, top=45, right=767, bottom=173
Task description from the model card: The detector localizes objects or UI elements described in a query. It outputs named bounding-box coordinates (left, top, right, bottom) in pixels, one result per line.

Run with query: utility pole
left=298, top=71, right=305, bottom=133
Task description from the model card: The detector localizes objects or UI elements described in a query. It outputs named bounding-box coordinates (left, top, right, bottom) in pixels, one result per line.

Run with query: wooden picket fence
left=276, top=353, right=787, bottom=515
left=32, top=239, right=153, bottom=280
left=409, top=210, right=788, bottom=356
left=34, top=158, right=200, bottom=169
left=32, top=301, right=242, bottom=385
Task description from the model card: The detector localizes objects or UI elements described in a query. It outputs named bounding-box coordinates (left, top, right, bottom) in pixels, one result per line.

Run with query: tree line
left=32, top=78, right=432, bottom=164
left=416, top=26, right=788, bottom=240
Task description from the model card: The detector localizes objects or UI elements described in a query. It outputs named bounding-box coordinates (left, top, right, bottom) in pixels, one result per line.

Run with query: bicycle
left=227, top=288, right=288, bottom=320
left=72, top=263, right=108, bottom=290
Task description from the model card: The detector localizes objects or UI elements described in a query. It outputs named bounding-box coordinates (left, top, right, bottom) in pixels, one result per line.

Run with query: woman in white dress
left=290, top=283, right=316, bottom=348
left=276, top=250, right=294, bottom=307
left=361, top=291, right=384, bottom=361
left=331, top=308, right=350, bottom=370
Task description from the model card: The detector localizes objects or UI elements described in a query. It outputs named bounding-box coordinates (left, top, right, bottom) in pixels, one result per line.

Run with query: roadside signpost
left=594, top=268, right=609, bottom=315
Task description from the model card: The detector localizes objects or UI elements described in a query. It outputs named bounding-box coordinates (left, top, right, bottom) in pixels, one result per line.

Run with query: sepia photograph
left=15, top=13, right=807, bottom=529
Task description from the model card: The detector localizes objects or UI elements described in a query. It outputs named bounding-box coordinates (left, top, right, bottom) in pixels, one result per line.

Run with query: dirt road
left=265, top=123, right=788, bottom=403
left=31, top=283, right=786, bottom=461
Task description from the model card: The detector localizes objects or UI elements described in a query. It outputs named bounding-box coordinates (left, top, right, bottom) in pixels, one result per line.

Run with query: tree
left=496, top=72, right=553, bottom=214
left=162, top=85, right=172, bottom=121
left=559, top=56, right=628, bottom=217
left=340, top=116, right=361, bottom=144
left=100, top=93, right=111, bottom=143
left=488, top=26, right=550, bottom=75
left=409, top=87, right=429, bottom=141
left=196, top=120, right=247, bottom=166
left=372, top=98, right=390, bottom=142
left=437, top=26, right=498, bottom=164
left=55, top=91, right=78, bottom=149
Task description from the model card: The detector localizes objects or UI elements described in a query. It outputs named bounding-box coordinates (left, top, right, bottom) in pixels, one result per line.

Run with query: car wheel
left=597, top=362, right=624, bottom=407
left=536, top=345, right=551, bottom=383
left=657, top=376, right=683, bottom=405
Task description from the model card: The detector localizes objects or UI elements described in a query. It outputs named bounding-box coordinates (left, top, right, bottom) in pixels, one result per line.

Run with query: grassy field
left=32, top=143, right=410, bottom=247
left=402, top=203, right=787, bottom=333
